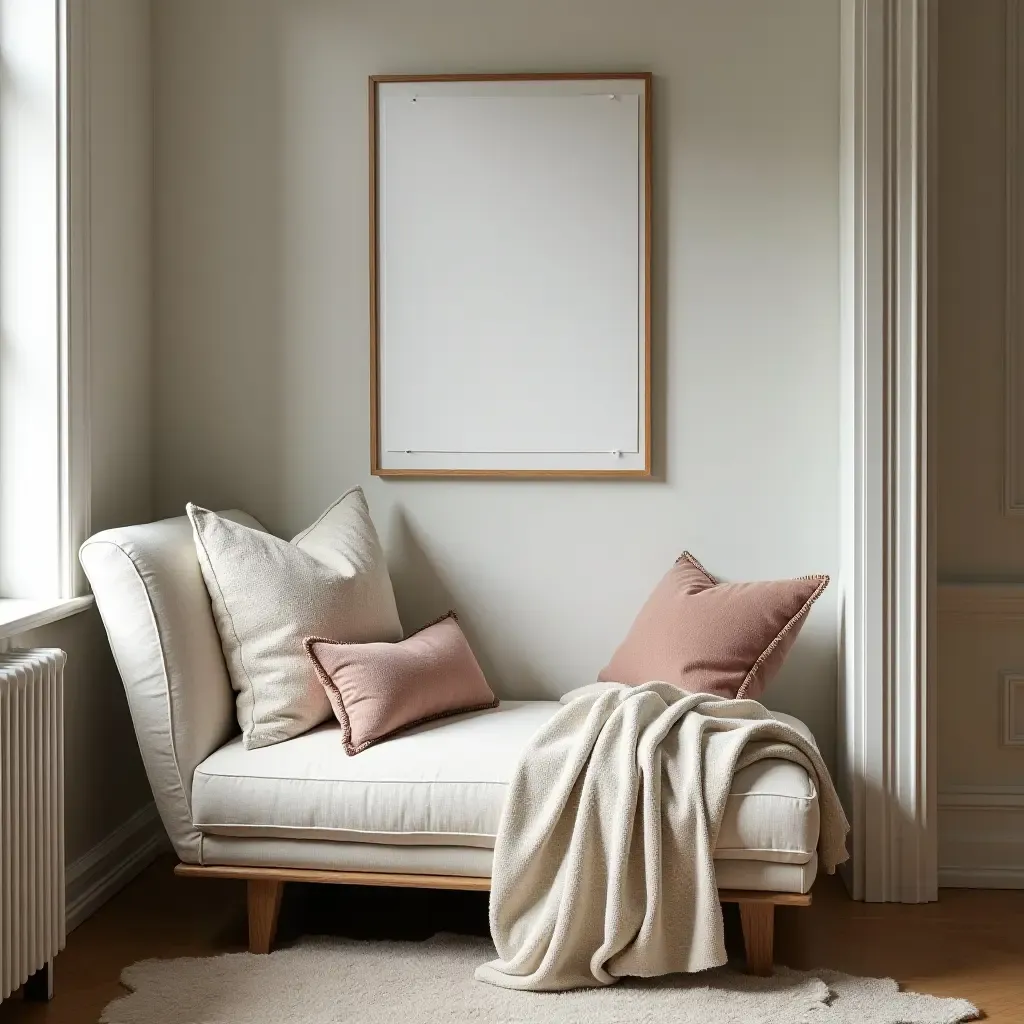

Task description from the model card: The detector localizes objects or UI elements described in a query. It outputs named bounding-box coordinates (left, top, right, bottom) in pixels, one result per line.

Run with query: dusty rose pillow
left=305, top=612, right=498, bottom=755
left=599, top=552, right=829, bottom=700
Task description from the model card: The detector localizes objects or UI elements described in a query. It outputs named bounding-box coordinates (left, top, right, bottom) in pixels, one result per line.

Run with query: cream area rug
left=101, top=934, right=979, bottom=1024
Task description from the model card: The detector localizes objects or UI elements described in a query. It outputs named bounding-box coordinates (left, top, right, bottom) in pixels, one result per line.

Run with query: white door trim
left=838, top=0, right=937, bottom=902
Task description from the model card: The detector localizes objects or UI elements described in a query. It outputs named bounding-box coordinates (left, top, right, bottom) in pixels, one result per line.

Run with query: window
left=0, top=0, right=89, bottom=617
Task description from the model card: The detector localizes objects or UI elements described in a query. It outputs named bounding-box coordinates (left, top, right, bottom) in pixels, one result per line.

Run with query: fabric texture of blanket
left=475, top=682, right=850, bottom=992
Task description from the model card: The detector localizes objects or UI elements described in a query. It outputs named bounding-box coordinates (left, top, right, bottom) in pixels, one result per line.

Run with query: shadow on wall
left=385, top=505, right=547, bottom=698
left=155, top=6, right=289, bottom=528
left=385, top=505, right=458, bottom=631
left=761, top=625, right=838, bottom=772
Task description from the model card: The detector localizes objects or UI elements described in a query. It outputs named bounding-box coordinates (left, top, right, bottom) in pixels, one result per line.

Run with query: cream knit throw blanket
left=475, top=682, right=850, bottom=992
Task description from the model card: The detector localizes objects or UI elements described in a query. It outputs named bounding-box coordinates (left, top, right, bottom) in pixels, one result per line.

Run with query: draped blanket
left=475, top=683, right=849, bottom=991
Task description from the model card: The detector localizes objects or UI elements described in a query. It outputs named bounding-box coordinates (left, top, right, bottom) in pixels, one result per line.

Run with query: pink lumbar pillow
left=598, top=552, right=829, bottom=700
left=305, top=612, right=498, bottom=755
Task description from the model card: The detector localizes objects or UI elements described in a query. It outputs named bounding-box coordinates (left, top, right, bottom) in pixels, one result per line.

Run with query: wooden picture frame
left=369, top=73, right=653, bottom=478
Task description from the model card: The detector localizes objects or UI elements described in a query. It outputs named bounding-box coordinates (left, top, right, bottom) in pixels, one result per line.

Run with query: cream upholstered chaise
left=80, top=512, right=823, bottom=975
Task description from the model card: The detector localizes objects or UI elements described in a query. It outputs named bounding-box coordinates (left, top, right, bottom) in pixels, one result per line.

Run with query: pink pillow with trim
left=305, top=612, right=498, bottom=755
left=598, top=552, right=829, bottom=699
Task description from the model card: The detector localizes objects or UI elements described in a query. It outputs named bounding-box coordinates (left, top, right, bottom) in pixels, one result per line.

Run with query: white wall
left=88, top=0, right=155, bottom=537
left=153, top=0, right=841, bottom=763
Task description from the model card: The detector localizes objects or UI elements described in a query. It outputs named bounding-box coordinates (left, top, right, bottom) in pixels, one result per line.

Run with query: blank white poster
left=375, top=79, right=647, bottom=473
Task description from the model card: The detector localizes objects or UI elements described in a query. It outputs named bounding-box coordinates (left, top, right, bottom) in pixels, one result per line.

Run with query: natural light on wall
left=0, top=0, right=77, bottom=603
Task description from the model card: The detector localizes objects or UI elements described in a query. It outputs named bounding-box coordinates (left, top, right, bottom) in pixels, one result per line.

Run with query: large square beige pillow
left=188, top=487, right=402, bottom=749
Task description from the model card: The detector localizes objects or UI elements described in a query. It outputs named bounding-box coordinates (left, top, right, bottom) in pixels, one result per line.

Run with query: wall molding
left=1003, top=674, right=1024, bottom=746
left=1006, top=0, right=1024, bottom=516
left=66, top=802, right=168, bottom=932
left=938, top=787, right=1024, bottom=889
left=938, top=582, right=1024, bottom=618
left=938, top=785, right=1024, bottom=807
left=939, top=866, right=1024, bottom=888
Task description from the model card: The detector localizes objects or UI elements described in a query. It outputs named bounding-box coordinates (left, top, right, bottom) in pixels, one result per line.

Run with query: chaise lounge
left=81, top=511, right=823, bottom=975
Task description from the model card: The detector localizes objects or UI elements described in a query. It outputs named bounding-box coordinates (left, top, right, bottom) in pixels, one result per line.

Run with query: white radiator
left=0, top=649, right=65, bottom=1001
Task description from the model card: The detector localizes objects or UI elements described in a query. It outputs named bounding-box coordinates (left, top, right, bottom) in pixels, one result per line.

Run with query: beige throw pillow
left=599, top=552, right=828, bottom=700
left=188, top=487, right=402, bottom=749
left=305, top=612, right=498, bottom=755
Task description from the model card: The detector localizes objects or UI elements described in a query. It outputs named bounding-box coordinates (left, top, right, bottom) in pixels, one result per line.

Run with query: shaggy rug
left=100, top=933, right=980, bottom=1024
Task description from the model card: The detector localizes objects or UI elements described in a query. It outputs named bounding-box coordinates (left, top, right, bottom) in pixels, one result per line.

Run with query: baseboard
left=939, top=866, right=1024, bottom=889
left=66, top=802, right=169, bottom=931
left=938, top=787, right=1024, bottom=891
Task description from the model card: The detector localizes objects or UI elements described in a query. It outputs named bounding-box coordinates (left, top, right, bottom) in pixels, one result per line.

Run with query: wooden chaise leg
left=738, top=901, right=774, bottom=976
left=247, top=879, right=284, bottom=954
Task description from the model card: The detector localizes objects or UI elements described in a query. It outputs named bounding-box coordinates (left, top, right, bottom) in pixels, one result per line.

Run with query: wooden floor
left=1, top=854, right=1022, bottom=1022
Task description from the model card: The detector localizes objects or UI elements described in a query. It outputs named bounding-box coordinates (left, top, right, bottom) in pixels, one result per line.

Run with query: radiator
left=0, top=649, right=65, bottom=1001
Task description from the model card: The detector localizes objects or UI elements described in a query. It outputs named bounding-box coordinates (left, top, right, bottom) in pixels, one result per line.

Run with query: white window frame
left=58, top=0, right=91, bottom=600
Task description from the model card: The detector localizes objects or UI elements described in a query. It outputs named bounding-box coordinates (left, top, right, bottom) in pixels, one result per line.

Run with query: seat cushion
left=192, top=700, right=820, bottom=864
left=193, top=701, right=553, bottom=848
